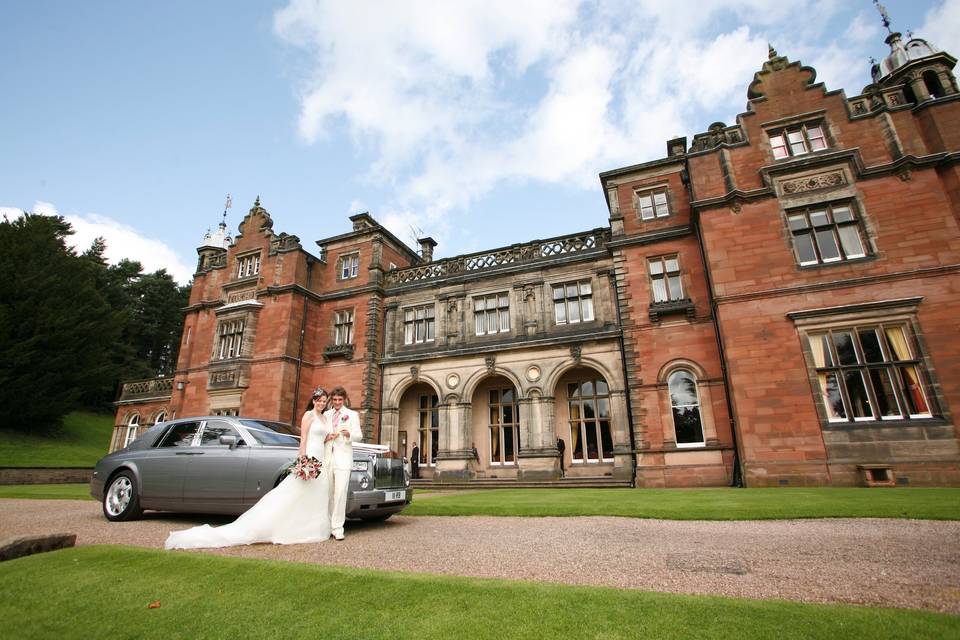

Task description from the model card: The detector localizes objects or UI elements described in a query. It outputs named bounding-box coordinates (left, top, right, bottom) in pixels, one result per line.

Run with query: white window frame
left=474, top=292, right=510, bottom=336
left=769, top=122, right=828, bottom=160
left=216, top=319, right=245, bottom=360
left=418, top=394, right=439, bottom=467
left=668, top=370, right=706, bottom=448
left=403, top=304, right=435, bottom=345
left=648, top=255, right=684, bottom=303
left=124, top=414, right=140, bottom=447
left=334, top=309, right=354, bottom=346
left=488, top=387, right=519, bottom=466
left=339, top=253, right=360, bottom=280
left=636, top=188, right=671, bottom=221
left=236, top=253, right=261, bottom=279
left=786, top=202, right=867, bottom=267
left=553, top=280, right=594, bottom=325
left=567, top=378, right=614, bottom=464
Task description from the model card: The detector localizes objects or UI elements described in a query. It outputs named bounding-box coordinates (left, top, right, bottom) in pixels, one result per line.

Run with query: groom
left=324, top=386, right=363, bottom=540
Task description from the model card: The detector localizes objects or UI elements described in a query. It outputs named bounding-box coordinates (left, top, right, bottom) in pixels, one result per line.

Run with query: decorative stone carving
left=898, top=169, right=912, bottom=182
left=226, top=288, right=256, bottom=304
left=484, top=355, right=496, bottom=372
left=570, top=345, right=582, bottom=363
left=729, top=199, right=742, bottom=215
left=780, top=171, right=846, bottom=195
left=410, top=365, right=419, bottom=380
left=322, top=344, right=354, bottom=362
left=446, top=373, right=460, bottom=389
left=526, top=365, right=541, bottom=382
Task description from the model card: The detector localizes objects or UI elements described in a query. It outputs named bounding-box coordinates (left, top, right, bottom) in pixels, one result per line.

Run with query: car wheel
left=103, top=471, right=143, bottom=521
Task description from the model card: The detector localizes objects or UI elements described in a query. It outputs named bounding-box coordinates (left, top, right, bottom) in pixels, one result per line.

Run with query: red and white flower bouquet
left=289, top=454, right=323, bottom=480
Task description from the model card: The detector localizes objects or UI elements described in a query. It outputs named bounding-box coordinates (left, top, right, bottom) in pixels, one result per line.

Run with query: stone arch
left=657, top=358, right=708, bottom=384
left=385, top=374, right=443, bottom=408
left=543, top=356, right=621, bottom=396
left=461, top=365, right=526, bottom=401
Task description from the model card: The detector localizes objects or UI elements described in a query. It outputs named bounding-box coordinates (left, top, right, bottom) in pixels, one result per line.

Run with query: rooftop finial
left=768, top=43, right=777, bottom=59
left=874, top=0, right=892, bottom=34
left=254, top=195, right=261, bottom=207
left=221, top=193, right=231, bottom=229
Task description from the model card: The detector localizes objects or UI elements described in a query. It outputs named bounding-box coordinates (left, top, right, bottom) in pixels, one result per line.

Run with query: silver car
left=90, top=416, right=411, bottom=522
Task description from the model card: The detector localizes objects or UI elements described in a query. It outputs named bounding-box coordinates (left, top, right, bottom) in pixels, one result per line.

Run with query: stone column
left=380, top=407, right=400, bottom=453
left=609, top=389, right=634, bottom=481
left=435, top=400, right=475, bottom=481
left=517, top=391, right=561, bottom=480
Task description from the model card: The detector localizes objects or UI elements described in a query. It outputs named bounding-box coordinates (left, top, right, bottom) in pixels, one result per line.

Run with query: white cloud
left=274, top=0, right=899, bottom=253
left=920, top=0, right=960, bottom=58
left=3, top=201, right=194, bottom=284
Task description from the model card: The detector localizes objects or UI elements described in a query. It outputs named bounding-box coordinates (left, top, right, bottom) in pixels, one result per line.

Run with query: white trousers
left=329, top=466, right=350, bottom=536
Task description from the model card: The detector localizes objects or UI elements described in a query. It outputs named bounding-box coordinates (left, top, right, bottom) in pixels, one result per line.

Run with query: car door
left=181, top=419, right=251, bottom=513
left=136, top=420, right=202, bottom=506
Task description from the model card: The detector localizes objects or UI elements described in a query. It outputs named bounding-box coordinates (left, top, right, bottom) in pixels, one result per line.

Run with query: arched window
left=124, top=413, right=141, bottom=448
left=668, top=371, right=705, bottom=447
left=154, top=410, right=166, bottom=424
left=488, top=387, right=519, bottom=465
left=567, top=378, right=613, bottom=462
left=923, top=70, right=946, bottom=99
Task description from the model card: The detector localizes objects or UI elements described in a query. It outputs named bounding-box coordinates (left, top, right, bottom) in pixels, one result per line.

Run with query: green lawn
left=0, top=546, right=955, bottom=640
left=403, top=487, right=960, bottom=520
left=0, top=411, right=114, bottom=467
left=0, top=483, right=93, bottom=500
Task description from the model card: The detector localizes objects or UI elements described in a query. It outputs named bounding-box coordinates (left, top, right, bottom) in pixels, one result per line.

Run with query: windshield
left=239, top=420, right=300, bottom=447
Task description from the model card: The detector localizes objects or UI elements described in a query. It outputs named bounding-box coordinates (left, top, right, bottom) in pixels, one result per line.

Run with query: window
left=216, top=320, right=245, bottom=359
left=418, top=394, right=439, bottom=466
left=339, top=253, right=360, bottom=280
left=636, top=189, right=670, bottom=220
left=648, top=256, right=684, bottom=303
left=403, top=304, right=435, bottom=344
left=668, top=371, right=705, bottom=447
left=568, top=379, right=613, bottom=462
left=124, top=414, right=140, bottom=448
left=211, top=408, right=239, bottom=417
left=787, top=203, right=867, bottom=266
left=553, top=280, right=594, bottom=325
left=488, top=388, right=519, bottom=465
left=157, top=421, right=201, bottom=448
left=770, top=123, right=828, bottom=159
left=153, top=411, right=166, bottom=424
left=198, top=421, right=244, bottom=447
left=334, top=310, right=354, bottom=345
left=474, top=293, right=510, bottom=336
left=808, top=324, right=932, bottom=423
left=236, top=253, right=261, bottom=278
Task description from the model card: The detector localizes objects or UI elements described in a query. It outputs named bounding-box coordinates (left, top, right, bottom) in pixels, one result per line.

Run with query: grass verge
left=0, top=411, right=114, bottom=467
left=402, top=487, right=960, bottom=520
left=0, top=546, right=956, bottom=640
left=0, top=483, right=92, bottom=500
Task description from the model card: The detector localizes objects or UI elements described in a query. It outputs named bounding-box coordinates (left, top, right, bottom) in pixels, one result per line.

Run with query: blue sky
left=2, top=0, right=957, bottom=283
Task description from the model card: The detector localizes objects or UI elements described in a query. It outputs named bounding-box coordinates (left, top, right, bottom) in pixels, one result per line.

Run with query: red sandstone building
left=113, top=32, right=960, bottom=487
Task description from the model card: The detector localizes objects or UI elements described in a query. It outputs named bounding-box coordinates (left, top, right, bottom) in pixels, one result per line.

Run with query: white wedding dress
left=164, top=411, right=331, bottom=549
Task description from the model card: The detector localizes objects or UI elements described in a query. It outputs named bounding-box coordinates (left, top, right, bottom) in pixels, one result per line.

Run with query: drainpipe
left=686, top=168, right=744, bottom=487
left=290, top=257, right=315, bottom=424
left=610, top=270, right=638, bottom=488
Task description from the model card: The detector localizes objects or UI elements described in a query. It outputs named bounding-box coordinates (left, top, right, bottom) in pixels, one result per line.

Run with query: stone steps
left=410, top=477, right=632, bottom=490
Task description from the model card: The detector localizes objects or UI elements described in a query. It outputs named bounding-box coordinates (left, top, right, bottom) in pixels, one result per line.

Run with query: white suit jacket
left=324, top=406, right=363, bottom=469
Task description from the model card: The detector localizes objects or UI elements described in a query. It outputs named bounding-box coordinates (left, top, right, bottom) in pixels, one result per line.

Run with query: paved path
left=1, top=499, right=958, bottom=613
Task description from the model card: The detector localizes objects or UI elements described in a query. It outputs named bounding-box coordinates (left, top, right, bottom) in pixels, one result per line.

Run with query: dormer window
left=635, top=188, right=670, bottom=221
left=236, top=253, right=261, bottom=279
left=770, top=123, right=827, bottom=160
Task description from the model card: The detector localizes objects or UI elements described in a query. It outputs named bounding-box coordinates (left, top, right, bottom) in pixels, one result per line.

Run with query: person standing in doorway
left=410, top=442, right=420, bottom=479
left=324, top=387, right=362, bottom=540
left=556, top=437, right=566, bottom=477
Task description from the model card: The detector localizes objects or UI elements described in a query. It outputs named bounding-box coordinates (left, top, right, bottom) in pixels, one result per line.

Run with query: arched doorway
left=471, top=375, right=521, bottom=475
left=555, top=366, right=614, bottom=470
left=398, top=382, right=440, bottom=477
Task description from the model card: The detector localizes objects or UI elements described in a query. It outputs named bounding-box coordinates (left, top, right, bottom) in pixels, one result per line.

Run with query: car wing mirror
left=219, top=435, right=238, bottom=449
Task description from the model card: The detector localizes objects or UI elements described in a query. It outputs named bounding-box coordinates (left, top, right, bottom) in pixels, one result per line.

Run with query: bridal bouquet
left=289, top=454, right=323, bottom=480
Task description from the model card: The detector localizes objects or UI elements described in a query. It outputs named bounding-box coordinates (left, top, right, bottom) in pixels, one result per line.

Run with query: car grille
left=373, top=458, right=405, bottom=489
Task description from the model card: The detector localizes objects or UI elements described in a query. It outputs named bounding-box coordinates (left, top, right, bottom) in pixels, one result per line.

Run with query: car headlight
left=352, top=460, right=368, bottom=472
left=359, top=476, right=370, bottom=489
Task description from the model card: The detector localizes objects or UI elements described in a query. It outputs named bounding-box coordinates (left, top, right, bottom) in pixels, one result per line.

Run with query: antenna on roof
left=408, top=223, right=426, bottom=252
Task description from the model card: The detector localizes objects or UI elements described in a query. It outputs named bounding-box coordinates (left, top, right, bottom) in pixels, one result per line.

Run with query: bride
left=165, top=388, right=333, bottom=549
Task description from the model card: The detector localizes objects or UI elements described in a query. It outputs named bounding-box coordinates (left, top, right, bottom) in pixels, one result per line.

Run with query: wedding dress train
left=164, top=413, right=331, bottom=549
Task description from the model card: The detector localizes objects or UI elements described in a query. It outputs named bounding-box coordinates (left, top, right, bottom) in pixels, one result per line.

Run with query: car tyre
left=103, top=471, right=143, bottom=522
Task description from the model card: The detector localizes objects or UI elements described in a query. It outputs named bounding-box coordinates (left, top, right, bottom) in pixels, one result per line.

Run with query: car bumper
left=346, top=487, right=413, bottom=519
left=89, top=468, right=104, bottom=501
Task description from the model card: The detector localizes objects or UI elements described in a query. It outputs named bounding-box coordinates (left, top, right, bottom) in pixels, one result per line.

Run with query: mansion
left=113, top=31, right=960, bottom=487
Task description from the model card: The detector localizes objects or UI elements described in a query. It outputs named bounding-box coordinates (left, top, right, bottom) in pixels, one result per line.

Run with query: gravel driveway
left=2, top=498, right=958, bottom=614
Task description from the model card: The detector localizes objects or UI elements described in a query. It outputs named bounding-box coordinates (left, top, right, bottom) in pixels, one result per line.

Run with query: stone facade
left=114, top=34, right=960, bottom=487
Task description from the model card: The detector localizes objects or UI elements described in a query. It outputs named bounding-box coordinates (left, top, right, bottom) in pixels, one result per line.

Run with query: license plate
left=383, top=490, right=405, bottom=502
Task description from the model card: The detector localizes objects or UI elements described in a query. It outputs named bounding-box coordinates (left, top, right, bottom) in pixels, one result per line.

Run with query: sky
left=2, top=0, right=958, bottom=284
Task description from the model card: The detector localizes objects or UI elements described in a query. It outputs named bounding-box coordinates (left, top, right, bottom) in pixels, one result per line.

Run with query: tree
left=0, top=215, right=124, bottom=433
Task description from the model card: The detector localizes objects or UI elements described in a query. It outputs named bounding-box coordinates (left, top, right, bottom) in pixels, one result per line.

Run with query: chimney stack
left=417, top=237, right=437, bottom=263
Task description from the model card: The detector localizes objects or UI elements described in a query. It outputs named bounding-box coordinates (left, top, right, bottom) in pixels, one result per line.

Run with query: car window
left=198, top=421, right=245, bottom=447
left=156, top=422, right=201, bottom=448
left=239, top=420, right=299, bottom=446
